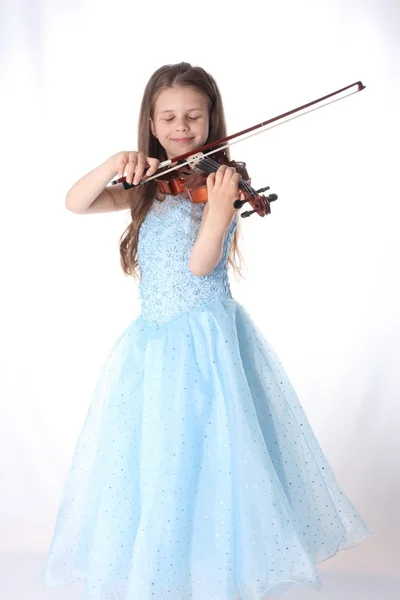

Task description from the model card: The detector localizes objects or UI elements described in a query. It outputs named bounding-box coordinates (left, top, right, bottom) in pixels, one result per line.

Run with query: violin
left=120, top=152, right=276, bottom=218
left=111, top=81, right=365, bottom=218
left=154, top=153, right=277, bottom=218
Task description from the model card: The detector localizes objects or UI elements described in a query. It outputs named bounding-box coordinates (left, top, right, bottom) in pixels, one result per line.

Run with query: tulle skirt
left=40, top=298, right=371, bottom=599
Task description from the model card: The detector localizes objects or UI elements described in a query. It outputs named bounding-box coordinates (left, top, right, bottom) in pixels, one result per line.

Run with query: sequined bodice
left=137, top=194, right=237, bottom=328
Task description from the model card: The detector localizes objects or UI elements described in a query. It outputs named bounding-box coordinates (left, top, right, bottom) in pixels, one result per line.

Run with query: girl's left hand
left=206, top=165, right=241, bottom=226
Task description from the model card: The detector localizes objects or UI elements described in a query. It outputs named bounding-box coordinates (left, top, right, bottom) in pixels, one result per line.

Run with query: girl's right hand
left=112, top=151, right=160, bottom=186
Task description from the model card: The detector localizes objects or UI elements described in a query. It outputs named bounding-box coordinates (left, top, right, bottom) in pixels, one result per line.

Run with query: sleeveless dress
left=40, top=194, right=371, bottom=599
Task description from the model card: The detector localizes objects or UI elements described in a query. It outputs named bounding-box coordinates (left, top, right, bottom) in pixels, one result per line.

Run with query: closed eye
left=163, top=116, right=201, bottom=122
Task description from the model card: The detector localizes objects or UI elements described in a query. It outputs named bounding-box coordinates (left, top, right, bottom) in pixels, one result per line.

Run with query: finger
left=143, top=157, right=160, bottom=178
left=118, top=160, right=127, bottom=179
left=215, top=165, right=227, bottom=179
left=209, top=166, right=225, bottom=193
left=229, top=171, right=241, bottom=188
left=126, top=152, right=138, bottom=184
left=223, top=165, right=238, bottom=184
left=206, top=172, right=216, bottom=194
left=133, top=152, right=147, bottom=184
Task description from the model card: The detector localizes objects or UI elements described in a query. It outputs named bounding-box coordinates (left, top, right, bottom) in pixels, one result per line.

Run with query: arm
left=66, top=156, right=125, bottom=214
left=189, top=203, right=235, bottom=276
left=65, top=152, right=159, bottom=214
left=189, top=165, right=240, bottom=276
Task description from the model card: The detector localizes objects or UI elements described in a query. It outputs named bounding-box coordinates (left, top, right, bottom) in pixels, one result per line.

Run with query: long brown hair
left=119, top=62, right=243, bottom=280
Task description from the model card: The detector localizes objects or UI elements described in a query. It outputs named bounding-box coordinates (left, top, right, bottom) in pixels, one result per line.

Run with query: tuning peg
left=256, top=186, right=270, bottom=193
left=233, top=198, right=248, bottom=209
left=241, top=209, right=257, bottom=218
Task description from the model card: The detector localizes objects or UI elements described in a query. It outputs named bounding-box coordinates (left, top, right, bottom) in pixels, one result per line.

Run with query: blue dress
left=40, top=194, right=371, bottom=599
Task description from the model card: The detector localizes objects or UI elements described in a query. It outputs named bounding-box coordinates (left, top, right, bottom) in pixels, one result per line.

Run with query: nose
left=175, top=117, right=189, bottom=131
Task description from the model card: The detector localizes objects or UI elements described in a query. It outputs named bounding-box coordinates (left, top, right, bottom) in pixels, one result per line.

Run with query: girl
left=40, top=62, right=371, bottom=599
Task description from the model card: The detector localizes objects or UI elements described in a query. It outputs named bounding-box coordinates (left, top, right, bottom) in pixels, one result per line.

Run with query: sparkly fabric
left=137, top=195, right=236, bottom=327
left=40, top=194, right=371, bottom=599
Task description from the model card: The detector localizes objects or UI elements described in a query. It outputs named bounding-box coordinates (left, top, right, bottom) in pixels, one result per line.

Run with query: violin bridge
left=186, top=152, right=205, bottom=169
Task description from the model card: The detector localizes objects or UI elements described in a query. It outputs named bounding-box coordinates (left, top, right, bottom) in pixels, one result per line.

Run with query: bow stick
left=111, top=80, right=365, bottom=188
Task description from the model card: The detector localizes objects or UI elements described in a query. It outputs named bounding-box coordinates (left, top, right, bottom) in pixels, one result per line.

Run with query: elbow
left=190, top=268, right=208, bottom=277
left=65, top=194, right=82, bottom=214
left=189, top=247, right=221, bottom=276
left=189, top=260, right=214, bottom=277
left=189, top=263, right=206, bottom=277
left=65, top=194, right=76, bottom=213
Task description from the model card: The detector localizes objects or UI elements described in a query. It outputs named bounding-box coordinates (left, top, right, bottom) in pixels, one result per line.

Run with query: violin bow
left=112, top=81, right=366, bottom=187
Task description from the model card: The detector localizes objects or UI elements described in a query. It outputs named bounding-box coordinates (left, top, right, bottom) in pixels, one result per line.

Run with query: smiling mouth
left=170, top=138, right=194, bottom=143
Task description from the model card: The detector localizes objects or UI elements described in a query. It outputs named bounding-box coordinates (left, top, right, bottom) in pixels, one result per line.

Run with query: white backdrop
left=1, top=0, right=399, bottom=580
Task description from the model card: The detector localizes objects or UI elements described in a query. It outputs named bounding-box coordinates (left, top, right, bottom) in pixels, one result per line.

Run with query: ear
left=149, top=117, right=157, bottom=138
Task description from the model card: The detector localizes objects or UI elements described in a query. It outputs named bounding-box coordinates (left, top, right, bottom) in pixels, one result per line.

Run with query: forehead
left=153, top=85, right=209, bottom=113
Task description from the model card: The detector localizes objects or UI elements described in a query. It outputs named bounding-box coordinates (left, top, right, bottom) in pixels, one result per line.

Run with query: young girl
left=40, top=62, right=371, bottom=599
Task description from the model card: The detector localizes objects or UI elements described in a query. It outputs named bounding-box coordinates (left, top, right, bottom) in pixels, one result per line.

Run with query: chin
left=166, top=143, right=198, bottom=159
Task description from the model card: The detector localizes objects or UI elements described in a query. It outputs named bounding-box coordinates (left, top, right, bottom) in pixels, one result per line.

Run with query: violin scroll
left=233, top=187, right=278, bottom=218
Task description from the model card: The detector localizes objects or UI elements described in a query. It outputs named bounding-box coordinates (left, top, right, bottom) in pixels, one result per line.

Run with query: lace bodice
left=137, top=194, right=237, bottom=328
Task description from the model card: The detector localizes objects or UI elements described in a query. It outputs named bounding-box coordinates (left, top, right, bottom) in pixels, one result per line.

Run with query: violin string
left=198, top=156, right=255, bottom=198
left=195, top=155, right=268, bottom=213
left=199, top=157, right=254, bottom=196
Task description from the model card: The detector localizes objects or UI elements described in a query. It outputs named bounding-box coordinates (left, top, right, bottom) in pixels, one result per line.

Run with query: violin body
left=155, top=154, right=250, bottom=205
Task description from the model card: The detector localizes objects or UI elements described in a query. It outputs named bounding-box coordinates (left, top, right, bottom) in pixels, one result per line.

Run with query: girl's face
left=150, top=85, right=210, bottom=160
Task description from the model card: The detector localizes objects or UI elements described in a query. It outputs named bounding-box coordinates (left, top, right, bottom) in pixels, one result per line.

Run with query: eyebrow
left=159, top=108, right=205, bottom=114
